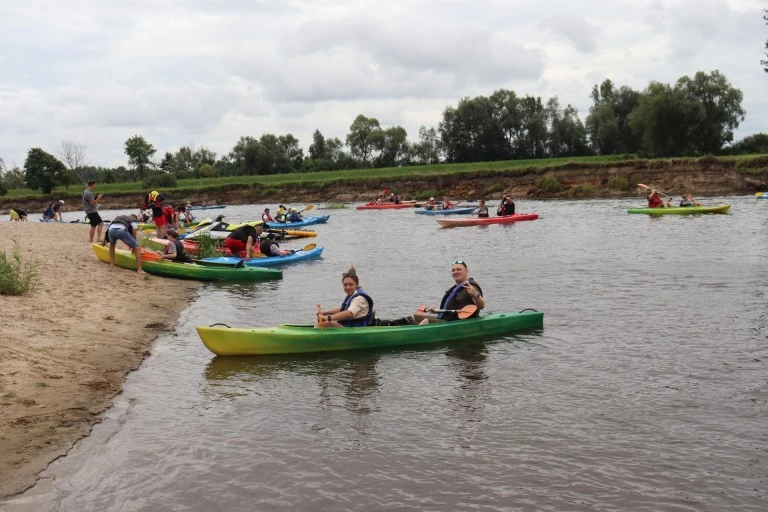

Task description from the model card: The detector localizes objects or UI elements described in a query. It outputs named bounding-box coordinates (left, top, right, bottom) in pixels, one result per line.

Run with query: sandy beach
left=0, top=222, right=198, bottom=499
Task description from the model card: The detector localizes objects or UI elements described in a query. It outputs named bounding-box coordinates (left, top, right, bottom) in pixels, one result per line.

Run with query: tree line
left=1, top=69, right=766, bottom=195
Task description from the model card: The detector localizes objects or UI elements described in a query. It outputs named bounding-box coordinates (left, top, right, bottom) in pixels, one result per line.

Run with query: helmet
left=290, top=207, right=296, bottom=211
left=59, top=200, right=65, bottom=204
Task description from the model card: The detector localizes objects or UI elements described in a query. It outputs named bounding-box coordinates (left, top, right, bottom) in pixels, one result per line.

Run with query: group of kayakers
left=316, top=259, right=485, bottom=329
left=261, top=205, right=304, bottom=223
left=645, top=188, right=702, bottom=208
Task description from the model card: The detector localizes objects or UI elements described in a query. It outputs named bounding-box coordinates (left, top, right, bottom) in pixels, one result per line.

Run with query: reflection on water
left=4, top=197, right=767, bottom=512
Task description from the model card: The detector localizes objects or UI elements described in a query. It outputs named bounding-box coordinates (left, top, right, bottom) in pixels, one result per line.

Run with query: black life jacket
left=165, top=238, right=186, bottom=262
left=259, top=239, right=279, bottom=256
left=438, top=278, right=483, bottom=320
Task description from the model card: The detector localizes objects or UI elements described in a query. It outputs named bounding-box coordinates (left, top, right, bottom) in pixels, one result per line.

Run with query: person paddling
left=474, top=200, right=489, bottom=218
left=679, top=193, right=701, bottom=207
left=646, top=188, right=670, bottom=208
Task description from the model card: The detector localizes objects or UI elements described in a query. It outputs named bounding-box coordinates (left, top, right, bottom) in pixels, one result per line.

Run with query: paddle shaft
left=637, top=183, right=672, bottom=199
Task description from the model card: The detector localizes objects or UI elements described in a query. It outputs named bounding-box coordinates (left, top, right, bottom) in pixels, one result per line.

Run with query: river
left=3, top=197, right=767, bottom=511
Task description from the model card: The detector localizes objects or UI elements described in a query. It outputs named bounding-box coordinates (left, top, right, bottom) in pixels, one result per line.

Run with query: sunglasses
left=452, top=259, right=465, bottom=265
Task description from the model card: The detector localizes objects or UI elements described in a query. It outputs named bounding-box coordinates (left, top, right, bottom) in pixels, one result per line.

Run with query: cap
left=59, top=200, right=65, bottom=204
left=290, top=207, right=296, bottom=211
left=430, top=197, right=435, bottom=200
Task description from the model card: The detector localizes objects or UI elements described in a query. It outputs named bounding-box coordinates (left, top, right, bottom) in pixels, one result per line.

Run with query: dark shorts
left=87, top=212, right=103, bottom=227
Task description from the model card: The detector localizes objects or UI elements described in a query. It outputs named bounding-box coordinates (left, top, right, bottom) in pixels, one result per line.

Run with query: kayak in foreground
left=92, top=244, right=282, bottom=282
left=414, top=207, right=476, bottom=215
left=437, top=213, right=539, bottom=227
left=199, top=246, right=324, bottom=268
left=627, top=204, right=731, bottom=215
left=196, top=310, right=543, bottom=355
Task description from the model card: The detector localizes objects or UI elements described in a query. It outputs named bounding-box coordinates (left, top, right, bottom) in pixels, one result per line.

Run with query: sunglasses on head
left=451, top=259, right=467, bottom=269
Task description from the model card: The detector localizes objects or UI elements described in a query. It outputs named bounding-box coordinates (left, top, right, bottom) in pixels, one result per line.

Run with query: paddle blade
left=457, top=305, right=478, bottom=319
left=302, top=243, right=317, bottom=252
left=304, top=204, right=314, bottom=212
left=637, top=183, right=651, bottom=190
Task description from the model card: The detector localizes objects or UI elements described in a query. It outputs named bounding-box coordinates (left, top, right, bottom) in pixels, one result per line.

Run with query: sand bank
left=0, top=222, right=198, bottom=498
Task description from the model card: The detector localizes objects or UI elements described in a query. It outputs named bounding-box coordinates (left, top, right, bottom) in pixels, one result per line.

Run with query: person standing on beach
left=83, top=180, right=104, bottom=242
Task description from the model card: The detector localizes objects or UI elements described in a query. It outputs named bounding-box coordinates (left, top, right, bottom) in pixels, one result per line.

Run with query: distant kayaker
left=679, top=193, right=701, bottom=207
left=103, top=214, right=144, bottom=275
left=646, top=189, right=670, bottom=208
left=9, top=208, right=28, bottom=221
left=288, top=207, right=303, bottom=222
left=224, top=223, right=264, bottom=261
left=425, top=197, right=437, bottom=210
left=443, top=199, right=455, bottom=210
left=316, top=266, right=374, bottom=328
left=259, top=237, right=292, bottom=258
left=275, top=205, right=288, bottom=223
left=262, top=208, right=273, bottom=222
left=157, top=229, right=188, bottom=263
left=498, top=195, right=515, bottom=216
left=474, top=200, right=489, bottom=218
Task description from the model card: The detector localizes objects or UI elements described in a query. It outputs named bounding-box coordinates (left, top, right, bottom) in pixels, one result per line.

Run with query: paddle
left=139, top=249, right=162, bottom=262
left=417, top=304, right=478, bottom=319
left=298, top=204, right=314, bottom=214
left=637, top=183, right=672, bottom=199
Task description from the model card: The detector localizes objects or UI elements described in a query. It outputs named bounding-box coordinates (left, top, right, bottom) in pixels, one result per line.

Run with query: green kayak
left=627, top=204, right=731, bottom=215
left=196, top=310, right=543, bottom=355
left=92, top=244, right=282, bottom=282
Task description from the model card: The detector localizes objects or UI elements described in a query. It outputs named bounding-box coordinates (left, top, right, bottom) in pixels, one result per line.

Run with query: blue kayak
left=264, top=215, right=330, bottom=229
left=189, top=204, right=227, bottom=210
left=414, top=207, right=476, bottom=215
left=199, top=246, right=324, bottom=267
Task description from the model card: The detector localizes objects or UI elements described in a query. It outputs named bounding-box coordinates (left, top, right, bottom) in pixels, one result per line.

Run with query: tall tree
left=374, top=126, right=408, bottom=167
left=413, top=126, right=442, bottom=164
left=124, top=135, right=156, bottom=180
left=545, top=98, right=590, bottom=157
left=346, top=115, right=382, bottom=167
left=585, top=79, right=641, bottom=155
left=309, top=130, right=327, bottom=160
left=24, top=148, right=67, bottom=194
left=628, top=81, right=699, bottom=157
left=676, top=70, right=745, bottom=154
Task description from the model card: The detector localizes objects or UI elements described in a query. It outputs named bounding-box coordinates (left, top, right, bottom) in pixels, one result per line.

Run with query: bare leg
left=96, top=222, right=103, bottom=242
left=89, top=226, right=96, bottom=243
left=133, top=247, right=145, bottom=274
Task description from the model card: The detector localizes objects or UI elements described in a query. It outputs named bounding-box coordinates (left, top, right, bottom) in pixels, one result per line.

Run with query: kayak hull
left=92, top=244, right=282, bottom=282
left=414, top=207, right=476, bottom=215
left=356, top=202, right=416, bottom=210
left=196, top=311, right=543, bottom=355
left=437, top=213, right=539, bottom=227
left=264, top=215, right=330, bottom=229
left=627, top=204, right=731, bottom=215
left=200, top=247, right=324, bottom=267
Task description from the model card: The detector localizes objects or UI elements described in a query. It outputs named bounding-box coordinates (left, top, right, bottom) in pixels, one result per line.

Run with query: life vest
left=259, top=239, right=279, bottom=256
left=438, top=278, right=483, bottom=320
left=165, top=238, right=186, bottom=262
left=262, top=212, right=273, bottom=222
left=275, top=213, right=288, bottom=223
left=679, top=200, right=693, bottom=207
left=339, top=288, right=374, bottom=327
left=144, top=191, right=165, bottom=216
left=477, top=206, right=489, bottom=218
left=647, top=193, right=663, bottom=208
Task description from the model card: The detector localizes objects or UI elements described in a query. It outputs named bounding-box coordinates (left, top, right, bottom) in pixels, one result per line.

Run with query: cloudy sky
left=1, top=0, right=765, bottom=169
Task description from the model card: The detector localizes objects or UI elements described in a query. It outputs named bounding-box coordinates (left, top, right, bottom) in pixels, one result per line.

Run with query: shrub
left=194, top=234, right=220, bottom=259
left=608, top=176, right=631, bottom=191
left=570, top=184, right=596, bottom=197
left=484, top=183, right=504, bottom=195
left=0, top=241, right=41, bottom=296
left=537, top=174, right=561, bottom=193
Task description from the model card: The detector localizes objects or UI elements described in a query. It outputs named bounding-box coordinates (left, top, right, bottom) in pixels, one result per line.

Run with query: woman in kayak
left=157, top=229, right=189, bottom=263
left=316, top=266, right=374, bottom=328
left=679, top=193, right=701, bottom=207
left=474, top=200, right=489, bottom=218
left=259, top=237, right=292, bottom=257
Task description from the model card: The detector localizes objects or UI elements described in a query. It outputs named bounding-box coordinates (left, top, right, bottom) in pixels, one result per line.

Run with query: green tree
left=346, top=115, right=382, bottom=167
left=440, top=95, right=508, bottom=163
left=374, top=126, right=409, bottom=167
left=309, top=130, right=327, bottom=160
left=585, top=79, right=641, bottom=155
left=515, top=96, right=548, bottom=159
left=124, top=135, right=156, bottom=180
left=545, top=97, right=590, bottom=157
left=413, top=126, right=442, bottom=164
left=24, top=148, right=67, bottom=194
left=278, top=134, right=304, bottom=172
left=629, top=81, right=700, bottom=157
left=723, top=133, right=768, bottom=154
left=676, top=70, right=745, bottom=154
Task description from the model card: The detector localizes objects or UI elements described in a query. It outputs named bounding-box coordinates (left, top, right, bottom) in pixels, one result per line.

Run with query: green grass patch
left=608, top=176, right=631, bottom=191
left=194, top=234, right=221, bottom=259
left=537, top=174, right=561, bottom=193
left=0, top=241, right=41, bottom=296
left=570, top=184, right=596, bottom=197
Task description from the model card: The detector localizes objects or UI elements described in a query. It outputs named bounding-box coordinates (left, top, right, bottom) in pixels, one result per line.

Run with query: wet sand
left=0, top=222, right=198, bottom=498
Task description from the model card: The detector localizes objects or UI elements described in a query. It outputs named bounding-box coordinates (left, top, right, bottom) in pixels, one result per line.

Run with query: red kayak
left=436, top=213, right=539, bottom=227
left=356, top=202, right=417, bottom=210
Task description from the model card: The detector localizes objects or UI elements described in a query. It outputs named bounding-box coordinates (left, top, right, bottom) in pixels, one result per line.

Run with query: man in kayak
left=103, top=214, right=145, bottom=275
left=224, top=223, right=264, bottom=261
left=261, top=208, right=273, bottom=222
left=316, top=266, right=374, bottom=328
left=288, top=207, right=303, bottom=222
left=373, top=259, right=484, bottom=326
left=498, top=195, right=515, bottom=216
left=646, top=188, right=670, bottom=208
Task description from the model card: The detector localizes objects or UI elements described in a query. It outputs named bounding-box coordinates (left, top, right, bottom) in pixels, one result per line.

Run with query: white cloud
left=0, top=0, right=765, bottom=168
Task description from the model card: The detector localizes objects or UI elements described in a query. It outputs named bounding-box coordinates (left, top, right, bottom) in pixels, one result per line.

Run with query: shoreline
left=0, top=223, right=199, bottom=499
